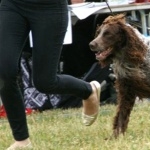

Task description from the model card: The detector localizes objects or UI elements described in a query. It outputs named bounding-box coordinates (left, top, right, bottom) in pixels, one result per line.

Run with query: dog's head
left=89, top=14, right=127, bottom=61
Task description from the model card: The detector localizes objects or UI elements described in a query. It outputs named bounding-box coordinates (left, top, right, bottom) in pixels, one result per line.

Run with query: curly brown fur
left=89, top=14, right=150, bottom=138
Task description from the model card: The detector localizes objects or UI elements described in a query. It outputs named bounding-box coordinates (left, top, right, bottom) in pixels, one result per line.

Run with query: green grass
left=1, top=100, right=150, bottom=150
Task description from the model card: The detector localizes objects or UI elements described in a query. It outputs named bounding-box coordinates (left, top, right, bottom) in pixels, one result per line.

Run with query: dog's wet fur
left=89, top=14, right=150, bottom=138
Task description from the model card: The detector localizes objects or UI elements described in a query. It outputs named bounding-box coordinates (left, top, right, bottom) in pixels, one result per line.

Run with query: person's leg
left=28, top=0, right=100, bottom=123
left=0, top=0, right=31, bottom=148
left=0, top=0, right=100, bottom=148
left=29, top=0, right=91, bottom=98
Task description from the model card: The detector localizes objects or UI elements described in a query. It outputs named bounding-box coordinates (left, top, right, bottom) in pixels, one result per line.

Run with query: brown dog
left=89, top=14, right=150, bottom=138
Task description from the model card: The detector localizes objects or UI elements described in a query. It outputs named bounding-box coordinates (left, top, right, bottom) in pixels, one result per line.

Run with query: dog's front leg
left=112, top=92, right=135, bottom=138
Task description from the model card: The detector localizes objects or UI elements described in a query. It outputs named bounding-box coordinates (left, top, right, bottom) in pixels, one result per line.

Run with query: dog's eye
left=103, top=31, right=110, bottom=36
left=103, top=31, right=113, bottom=39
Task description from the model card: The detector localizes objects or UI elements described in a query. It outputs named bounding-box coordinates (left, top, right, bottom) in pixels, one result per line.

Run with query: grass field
left=1, top=100, right=150, bottom=150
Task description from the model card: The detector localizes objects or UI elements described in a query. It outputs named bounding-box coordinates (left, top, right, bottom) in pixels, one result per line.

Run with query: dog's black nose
left=89, top=41, right=97, bottom=51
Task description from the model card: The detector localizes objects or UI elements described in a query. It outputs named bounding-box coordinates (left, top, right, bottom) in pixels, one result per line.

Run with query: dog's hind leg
left=112, top=92, right=136, bottom=138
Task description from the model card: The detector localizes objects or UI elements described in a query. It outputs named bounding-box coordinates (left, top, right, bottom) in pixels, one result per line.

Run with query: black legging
left=0, top=0, right=92, bottom=141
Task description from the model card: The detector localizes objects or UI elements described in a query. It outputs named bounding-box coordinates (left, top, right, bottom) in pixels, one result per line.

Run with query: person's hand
left=71, top=0, right=85, bottom=4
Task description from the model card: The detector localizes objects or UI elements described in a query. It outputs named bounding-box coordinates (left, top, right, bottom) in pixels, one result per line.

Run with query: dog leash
left=104, top=0, right=114, bottom=15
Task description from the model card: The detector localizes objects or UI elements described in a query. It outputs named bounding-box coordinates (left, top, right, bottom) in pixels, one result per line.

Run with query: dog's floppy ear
left=119, top=23, right=147, bottom=63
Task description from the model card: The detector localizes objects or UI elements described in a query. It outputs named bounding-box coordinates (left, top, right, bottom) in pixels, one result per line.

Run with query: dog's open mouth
left=95, top=48, right=112, bottom=60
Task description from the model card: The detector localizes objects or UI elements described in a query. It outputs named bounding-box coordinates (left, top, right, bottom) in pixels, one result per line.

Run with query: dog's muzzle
left=89, top=40, right=98, bottom=51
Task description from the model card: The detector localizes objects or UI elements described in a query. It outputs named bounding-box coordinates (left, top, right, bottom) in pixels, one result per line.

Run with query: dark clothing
left=57, top=62, right=117, bottom=109
left=0, top=0, right=92, bottom=141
